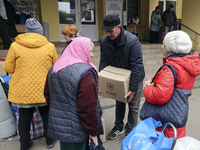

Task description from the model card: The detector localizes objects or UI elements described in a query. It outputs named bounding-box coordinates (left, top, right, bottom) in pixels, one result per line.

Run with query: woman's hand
left=144, top=79, right=154, bottom=88
left=89, top=135, right=98, bottom=147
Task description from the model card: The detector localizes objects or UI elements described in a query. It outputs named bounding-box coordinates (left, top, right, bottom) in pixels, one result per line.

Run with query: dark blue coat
left=99, top=27, right=145, bottom=91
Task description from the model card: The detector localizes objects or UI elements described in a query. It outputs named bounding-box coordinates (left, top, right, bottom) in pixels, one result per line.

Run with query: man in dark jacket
left=162, top=4, right=177, bottom=33
left=0, top=0, right=18, bottom=49
left=99, top=15, right=145, bottom=140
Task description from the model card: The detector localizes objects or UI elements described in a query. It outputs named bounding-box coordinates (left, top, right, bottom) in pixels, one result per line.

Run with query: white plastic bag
left=174, top=136, right=200, bottom=150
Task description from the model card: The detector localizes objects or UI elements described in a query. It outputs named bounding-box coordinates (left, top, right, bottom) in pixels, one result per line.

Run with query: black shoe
left=125, top=132, right=129, bottom=136
left=108, top=127, right=123, bottom=140
left=28, top=141, right=33, bottom=149
left=20, top=141, right=33, bottom=150
left=47, top=140, right=57, bottom=149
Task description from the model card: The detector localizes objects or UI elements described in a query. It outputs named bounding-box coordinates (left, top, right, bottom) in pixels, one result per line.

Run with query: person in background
left=150, top=6, right=161, bottom=43
left=162, top=4, right=177, bottom=33
left=0, top=0, right=18, bottom=49
left=100, top=15, right=145, bottom=140
left=132, top=14, right=140, bottom=25
left=143, top=31, right=200, bottom=139
left=60, top=24, right=81, bottom=55
left=44, top=37, right=103, bottom=150
left=3, top=18, right=58, bottom=150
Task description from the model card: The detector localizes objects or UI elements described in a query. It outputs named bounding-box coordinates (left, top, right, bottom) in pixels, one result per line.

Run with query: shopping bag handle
left=161, top=122, right=177, bottom=150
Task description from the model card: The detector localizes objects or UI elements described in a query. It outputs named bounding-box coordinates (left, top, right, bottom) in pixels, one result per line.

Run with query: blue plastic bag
left=121, top=117, right=175, bottom=150
left=0, top=75, right=18, bottom=114
left=0, top=75, right=11, bottom=84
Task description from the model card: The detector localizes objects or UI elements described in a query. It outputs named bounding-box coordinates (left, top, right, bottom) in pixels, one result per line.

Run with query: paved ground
left=1, top=78, right=200, bottom=150
left=1, top=42, right=200, bottom=149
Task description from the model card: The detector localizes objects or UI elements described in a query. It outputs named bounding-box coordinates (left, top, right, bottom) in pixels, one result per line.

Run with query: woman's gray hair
left=91, top=41, right=94, bottom=49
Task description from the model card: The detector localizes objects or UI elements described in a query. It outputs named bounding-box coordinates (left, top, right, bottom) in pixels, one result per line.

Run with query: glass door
left=58, top=0, right=98, bottom=42
left=159, top=0, right=177, bottom=15
left=79, top=0, right=98, bottom=41
left=58, top=0, right=77, bottom=42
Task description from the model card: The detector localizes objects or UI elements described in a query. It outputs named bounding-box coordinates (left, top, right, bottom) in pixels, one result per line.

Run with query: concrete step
left=93, top=51, right=100, bottom=57
left=0, top=50, right=8, bottom=58
left=143, top=53, right=163, bottom=59
left=143, top=58, right=163, bottom=66
left=144, top=65, right=161, bottom=74
left=141, top=44, right=162, bottom=49
left=144, top=72, right=155, bottom=82
left=142, top=48, right=163, bottom=55
left=56, top=47, right=63, bottom=54
left=93, top=46, right=100, bottom=51
left=56, top=46, right=100, bottom=55
left=91, top=57, right=100, bottom=69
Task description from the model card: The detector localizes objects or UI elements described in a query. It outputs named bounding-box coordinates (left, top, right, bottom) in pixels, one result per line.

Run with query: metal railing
left=176, top=20, right=200, bottom=53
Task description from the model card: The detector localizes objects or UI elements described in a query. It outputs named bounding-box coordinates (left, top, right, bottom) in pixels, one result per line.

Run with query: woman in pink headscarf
left=44, top=37, right=103, bottom=150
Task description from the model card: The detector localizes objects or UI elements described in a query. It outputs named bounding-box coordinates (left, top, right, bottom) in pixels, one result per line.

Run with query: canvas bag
left=121, top=117, right=177, bottom=150
left=15, top=108, right=44, bottom=139
left=140, top=64, right=191, bottom=128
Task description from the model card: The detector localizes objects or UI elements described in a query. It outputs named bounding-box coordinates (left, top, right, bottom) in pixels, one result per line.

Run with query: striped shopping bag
left=15, top=108, right=44, bottom=139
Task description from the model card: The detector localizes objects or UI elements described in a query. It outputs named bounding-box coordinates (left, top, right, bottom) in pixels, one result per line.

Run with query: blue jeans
left=114, top=81, right=143, bottom=135
left=164, top=26, right=174, bottom=33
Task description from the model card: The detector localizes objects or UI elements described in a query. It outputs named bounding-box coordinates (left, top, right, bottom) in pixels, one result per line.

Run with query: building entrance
left=58, top=0, right=98, bottom=42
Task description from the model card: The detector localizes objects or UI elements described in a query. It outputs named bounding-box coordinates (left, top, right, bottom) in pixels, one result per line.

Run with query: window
left=126, top=0, right=141, bottom=24
left=80, top=0, right=95, bottom=24
left=159, top=0, right=177, bottom=14
left=58, top=0, right=76, bottom=24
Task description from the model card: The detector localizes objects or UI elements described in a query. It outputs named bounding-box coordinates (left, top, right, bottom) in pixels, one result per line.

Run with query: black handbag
left=140, top=64, right=191, bottom=128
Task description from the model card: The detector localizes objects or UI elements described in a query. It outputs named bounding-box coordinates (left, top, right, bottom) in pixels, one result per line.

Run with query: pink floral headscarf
left=52, top=37, right=97, bottom=73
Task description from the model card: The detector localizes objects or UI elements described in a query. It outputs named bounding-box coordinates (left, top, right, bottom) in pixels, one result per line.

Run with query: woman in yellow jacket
left=3, top=18, right=58, bottom=150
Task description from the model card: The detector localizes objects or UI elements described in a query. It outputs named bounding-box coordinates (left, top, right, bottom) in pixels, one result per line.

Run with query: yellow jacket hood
left=15, top=33, right=48, bottom=48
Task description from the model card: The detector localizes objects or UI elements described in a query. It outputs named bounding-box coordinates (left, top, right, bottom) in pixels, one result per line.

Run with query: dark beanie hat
left=25, top=18, right=43, bottom=35
left=155, top=6, right=160, bottom=10
left=101, top=15, right=120, bottom=31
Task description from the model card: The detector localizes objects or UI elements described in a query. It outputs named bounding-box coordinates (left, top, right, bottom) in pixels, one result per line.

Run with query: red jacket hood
left=163, top=52, right=200, bottom=77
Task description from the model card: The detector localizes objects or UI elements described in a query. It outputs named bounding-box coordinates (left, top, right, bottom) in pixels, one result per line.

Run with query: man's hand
left=98, top=87, right=104, bottom=97
left=125, top=91, right=135, bottom=103
left=89, top=135, right=98, bottom=147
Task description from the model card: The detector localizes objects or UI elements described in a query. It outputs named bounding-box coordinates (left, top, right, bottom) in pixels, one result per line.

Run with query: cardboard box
left=98, top=66, right=131, bottom=103
left=0, top=61, right=6, bottom=75
left=16, top=24, right=26, bottom=33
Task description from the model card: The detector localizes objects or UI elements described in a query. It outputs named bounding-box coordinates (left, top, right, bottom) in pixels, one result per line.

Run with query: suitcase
left=0, top=78, right=17, bottom=139
left=0, top=61, right=6, bottom=76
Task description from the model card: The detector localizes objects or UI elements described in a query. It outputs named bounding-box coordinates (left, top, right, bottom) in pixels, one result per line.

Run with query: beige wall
left=176, top=0, right=182, bottom=19
left=40, top=0, right=60, bottom=42
left=182, top=0, right=200, bottom=52
left=182, top=0, right=200, bottom=33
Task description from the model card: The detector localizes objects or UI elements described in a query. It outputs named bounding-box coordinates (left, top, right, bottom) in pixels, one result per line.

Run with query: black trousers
left=149, top=31, right=159, bottom=43
left=18, top=105, right=54, bottom=150
left=0, top=17, right=12, bottom=49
